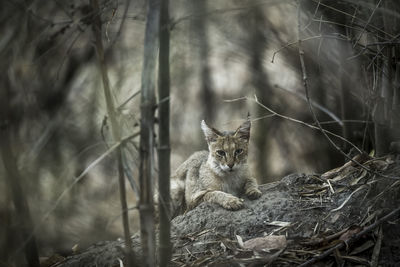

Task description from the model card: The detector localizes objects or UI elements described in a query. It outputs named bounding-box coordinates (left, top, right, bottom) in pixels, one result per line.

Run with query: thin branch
left=310, top=0, right=394, bottom=38
left=271, top=34, right=349, bottom=63
left=170, top=0, right=290, bottom=30
left=224, top=96, right=360, bottom=152
left=366, top=33, right=400, bottom=70
left=298, top=207, right=400, bottom=266
left=117, top=89, right=141, bottom=110
left=296, top=0, right=399, bottom=181
left=353, top=0, right=382, bottom=47
left=317, top=119, right=373, bottom=126
left=273, top=84, right=343, bottom=126
left=56, top=30, right=83, bottom=80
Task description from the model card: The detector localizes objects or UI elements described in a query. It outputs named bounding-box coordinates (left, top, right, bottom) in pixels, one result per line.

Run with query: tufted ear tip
left=234, top=119, right=251, bottom=141
left=201, top=120, right=221, bottom=143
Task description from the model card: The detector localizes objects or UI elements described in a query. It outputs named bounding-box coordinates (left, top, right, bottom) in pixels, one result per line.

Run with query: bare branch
left=298, top=207, right=400, bottom=266
left=296, top=0, right=399, bottom=180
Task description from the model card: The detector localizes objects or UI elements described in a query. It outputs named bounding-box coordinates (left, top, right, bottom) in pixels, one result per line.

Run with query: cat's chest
left=220, top=172, right=245, bottom=195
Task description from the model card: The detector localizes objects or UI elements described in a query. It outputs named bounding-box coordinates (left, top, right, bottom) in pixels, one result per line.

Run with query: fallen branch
left=298, top=207, right=400, bottom=267
left=301, top=227, right=350, bottom=246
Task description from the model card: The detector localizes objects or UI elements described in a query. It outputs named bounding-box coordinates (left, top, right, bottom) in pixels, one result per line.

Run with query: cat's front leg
left=202, top=190, right=244, bottom=210
left=244, top=177, right=262, bottom=200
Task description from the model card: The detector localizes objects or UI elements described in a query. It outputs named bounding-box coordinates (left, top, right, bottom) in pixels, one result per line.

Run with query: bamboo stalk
left=90, top=0, right=134, bottom=265
left=139, top=0, right=160, bottom=266
left=158, top=0, right=171, bottom=265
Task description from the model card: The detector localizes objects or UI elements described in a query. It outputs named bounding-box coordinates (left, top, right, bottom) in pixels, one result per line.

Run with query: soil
left=55, top=155, right=400, bottom=267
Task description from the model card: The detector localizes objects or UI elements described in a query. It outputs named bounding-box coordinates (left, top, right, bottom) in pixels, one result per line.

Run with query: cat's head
left=201, top=119, right=250, bottom=173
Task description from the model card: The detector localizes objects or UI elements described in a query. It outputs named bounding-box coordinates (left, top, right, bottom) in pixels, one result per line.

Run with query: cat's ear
left=201, top=120, right=222, bottom=143
left=234, top=118, right=251, bottom=142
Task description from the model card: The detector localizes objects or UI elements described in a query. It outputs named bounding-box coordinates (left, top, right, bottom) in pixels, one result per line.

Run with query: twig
left=296, top=0, right=399, bottom=180
left=310, top=0, right=393, bottom=39
left=170, top=0, right=285, bottom=30
left=271, top=34, right=349, bottom=63
left=330, top=185, right=368, bottom=212
left=224, top=96, right=361, bottom=154
left=299, top=207, right=400, bottom=266
left=366, top=33, right=400, bottom=70
left=273, top=84, right=343, bottom=126
left=353, top=0, right=382, bottom=48
left=117, top=90, right=141, bottom=110
left=371, top=225, right=383, bottom=267
left=56, top=30, right=83, bottom=80
left=317, top=119, right=372, bottom=126
left=301, top=227, right=349, bottom=246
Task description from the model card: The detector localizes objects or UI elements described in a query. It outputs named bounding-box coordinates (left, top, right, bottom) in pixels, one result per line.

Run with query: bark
left=139, top=0, right=160, bottom=266
left=158, top=0, right=172, bottom=265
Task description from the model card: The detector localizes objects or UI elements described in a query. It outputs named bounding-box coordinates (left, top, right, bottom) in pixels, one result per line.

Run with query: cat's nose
left=228, top=163, right=234, bottom=169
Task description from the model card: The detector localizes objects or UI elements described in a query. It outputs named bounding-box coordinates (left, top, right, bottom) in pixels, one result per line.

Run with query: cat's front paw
left=246, top=188, right=262, bottom=200
left=222, top=196, right=244, bottom=210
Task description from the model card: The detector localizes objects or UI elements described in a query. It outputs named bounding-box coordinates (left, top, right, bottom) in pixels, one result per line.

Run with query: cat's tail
left=170, top=179, right=186, bottom=218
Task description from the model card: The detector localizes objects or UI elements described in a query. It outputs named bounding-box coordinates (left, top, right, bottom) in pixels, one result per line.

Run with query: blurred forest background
left=1, top=0, right=400, bottom=265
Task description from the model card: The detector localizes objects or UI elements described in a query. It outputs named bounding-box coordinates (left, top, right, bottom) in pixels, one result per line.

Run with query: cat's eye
left=235, top=149, right=243, bottom=156
left=216, top=150, right=226, bottom=157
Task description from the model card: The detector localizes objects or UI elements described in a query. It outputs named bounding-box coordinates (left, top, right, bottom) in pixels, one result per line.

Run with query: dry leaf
left=266, top=221, right=291, bottom=227
left=236, top=234, right=244, bottom=248
left=72, top=243, right=79, bottom=254
left=243, top=235, right=287, bottom=252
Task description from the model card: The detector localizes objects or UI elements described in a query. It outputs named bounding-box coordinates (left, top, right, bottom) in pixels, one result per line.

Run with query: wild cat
left=170, top=119, right=261, bottom=217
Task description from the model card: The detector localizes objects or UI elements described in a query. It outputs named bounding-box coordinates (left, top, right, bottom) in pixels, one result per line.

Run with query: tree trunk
left=0, top=78, right=39, bottom=267
left=191, top=0, right=215, bottom=123
left=139, top=0, right=160, bottom=266
left=247, top=7, right=273, bottom=182
left=374, top=0, right=395, bottom=156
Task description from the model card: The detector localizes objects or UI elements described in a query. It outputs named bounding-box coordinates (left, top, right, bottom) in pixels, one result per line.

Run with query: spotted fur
left=169, top=119, right=261, bottom=218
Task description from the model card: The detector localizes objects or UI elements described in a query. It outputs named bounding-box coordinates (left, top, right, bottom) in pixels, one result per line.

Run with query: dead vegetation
left=50, top=153, right=400, bottom=267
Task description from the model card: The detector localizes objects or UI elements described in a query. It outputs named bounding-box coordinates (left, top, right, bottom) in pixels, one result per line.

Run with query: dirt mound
left=56, top=155, right=400, bottom=267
